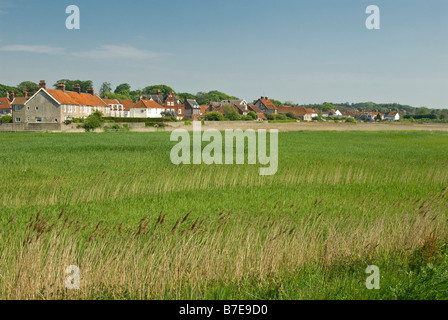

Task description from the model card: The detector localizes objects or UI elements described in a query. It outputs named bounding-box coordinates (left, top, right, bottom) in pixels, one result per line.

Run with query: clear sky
left=0, top=0, right=447, bottom=108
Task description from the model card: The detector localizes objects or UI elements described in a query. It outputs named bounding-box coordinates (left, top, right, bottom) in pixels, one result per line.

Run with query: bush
left=1, top=115, right=12, bottom=124
left=247, top=111, right=257, bottom=120
left=184, top=120, right=192, bottom=125
left=84, top=112, right=103, bottom=132
left=205, top=112, right=224, bottom=121
left=345, top=117, right=356, bottom=123
left=145, top=122, right=167, bottom=128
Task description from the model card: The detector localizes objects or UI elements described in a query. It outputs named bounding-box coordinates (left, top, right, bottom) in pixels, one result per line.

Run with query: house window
left=27, top=117, right=30, bottom=121
left=15, top=105, right=20, bottom=111
left=15, top=117, right=20, bottom=122
left=36, top=117, right=42, bottom=122
left=55, top=119, right=58, bottom=122
left=178, top=109, right=182, bottom=114
left=35, top=106, right=39, bottom=110
left=74, top=106, right=76, bottom=113
left=27, top=106, right=30, bottom=110
left=64, top=105, right=67, bottom=112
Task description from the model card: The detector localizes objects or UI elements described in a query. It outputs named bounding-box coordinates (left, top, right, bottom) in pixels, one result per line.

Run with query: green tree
left=416, top=107, right=430, bottom=115
left=247, top=111, right=257, bottom=120
left=83, top=111, right=103, bottom=132
left=142, top=85, right=175, bottom=96
left=54, top=80, right=93, bottom=93
left=99, top=82, right=112, bottom=97
left=222, top=106, right=241, bottom=121
left=270, top=99, right=283, bottom=107
left=17, top=81, right=39, bottom=96
left=205, top=112, right=224, bottom=121
left=1, top=115, right=12, bottom=123
left=114, top=83, right=131, bottom=94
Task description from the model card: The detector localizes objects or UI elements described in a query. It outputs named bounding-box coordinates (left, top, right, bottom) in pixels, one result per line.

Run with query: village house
left=384, top=111, right=400, bottom=121
left=253, top=96, right=278, bottom=114
left=103, top=98, right=123, bottom=117
left=129, top=99, right=165, bottom=118
left=321, top=109, right=343, bottom=118
left=277, top=106, right=313, bottom=121
left=138, top=91, right=184, bottom=120
left=12, top=80, right=109, bottom=123
left=0, top=91, right=13, bottom=116
left=118, top=99, right=134, bottom=118
left=184, top=98, right=201, bottom=120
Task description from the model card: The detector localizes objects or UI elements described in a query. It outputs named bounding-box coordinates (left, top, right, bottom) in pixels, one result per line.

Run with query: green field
left=1, top=130, right=448, bottom=299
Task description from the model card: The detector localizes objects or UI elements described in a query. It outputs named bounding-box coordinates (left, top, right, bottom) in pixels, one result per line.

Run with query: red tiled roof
left=118, top=99, right=135, bottom=111
left=0, top=97, right=11, bottom=108
left=247, top=104, right=262, bottom=113
left=259, top=98, right=277, bottom=110
left=200, top=105, right=209, bottom=114
left=386, top=111, right=398, bottom=117
left=277, top=106, right=308, bottom=116
left=45, top=89, right=108, bottom=107
left=103, top=98, right=120, bottom=105
left=132, top=100, right=163, bottom=109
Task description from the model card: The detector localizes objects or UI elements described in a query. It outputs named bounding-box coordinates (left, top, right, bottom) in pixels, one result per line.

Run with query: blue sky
left=0, top=0, right=447, bottom=108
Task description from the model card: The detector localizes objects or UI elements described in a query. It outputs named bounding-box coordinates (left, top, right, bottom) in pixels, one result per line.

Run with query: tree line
left=1, top=80, right=447, bottom=118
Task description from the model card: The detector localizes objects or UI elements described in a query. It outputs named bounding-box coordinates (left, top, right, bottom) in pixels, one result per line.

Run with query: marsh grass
left=0, top=131, right=448, bottom=299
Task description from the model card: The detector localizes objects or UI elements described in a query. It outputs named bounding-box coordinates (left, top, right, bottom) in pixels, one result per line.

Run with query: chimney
left=6, top=91, right=9, bottom=101
left=74, top=84, right=81, bottom=94
left=10, top=91, right=15, bottom=102
left=57, top=82, right=66, bottom=92
left=24, top=90, right=28, bottom=99
left=87, top=87, right=94, bottom=95
left=157, top=89, right=162, bottom=96
left=39, top=80, right=46, bottom=89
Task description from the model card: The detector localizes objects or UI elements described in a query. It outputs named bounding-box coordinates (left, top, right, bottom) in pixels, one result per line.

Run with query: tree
left=270, top=99, right=283, bottom=107
left=416, top=107, right=430, bottom=116
left=286, top=112, right=297, bottom=119
left=223, top=106, right=241, bottom=121
left=83, top=111, right=103, bottom=132
left=54, top=80, right=93, bottom=93
left=114, top=83, right=131, bottom=94
left=17, top=81, right=39, bottom=96
left=375, top=114, right=382, bottom=121
left=99, top=82, right=112, bottom=97
left=1, top=115, right=12, bottom=123
left=142, top=85, right=175, bottom=96
left=195, top=90, right=239, bottom=105
left=247, top=111, right=257, bottom=120
left=205, top=112, right=223, bottom=121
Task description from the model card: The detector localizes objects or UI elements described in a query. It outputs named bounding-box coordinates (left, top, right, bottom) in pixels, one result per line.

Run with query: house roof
left=132, top=100, right=163, bottom=109
left=386, top=111, right=398, bottom=117
left=247, top=104, right=262, bottom=113
left=11, top=97, right=29, bottom=105
left=200, top=105, right=210, bottom=114
left=38, top=88, right=108, bottom=107
left=0, top=97, right=11, bottom=108
left=118, top=99, right=135, bottom=111
left=186, top=99, right=200, bottom=109
left=103, top=98, right=121, bottom=105
left=277, top=106, right=308, bottom=116
left=258, top=98, right=277, bottom=110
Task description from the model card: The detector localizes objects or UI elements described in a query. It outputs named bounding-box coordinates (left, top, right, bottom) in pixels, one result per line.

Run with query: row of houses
left=0, top=81, right=400, bottom=124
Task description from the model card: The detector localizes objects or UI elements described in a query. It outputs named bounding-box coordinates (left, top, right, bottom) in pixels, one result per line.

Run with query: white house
left=384, top=111, right=400, bottom=121
left=129, top=99, right=165, bottom=118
